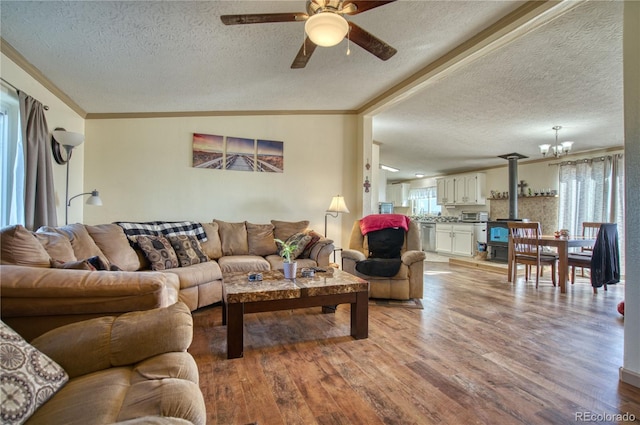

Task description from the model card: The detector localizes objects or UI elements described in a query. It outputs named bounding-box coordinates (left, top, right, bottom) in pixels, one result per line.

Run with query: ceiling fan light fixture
left=305, top=12, right=348, bottom=47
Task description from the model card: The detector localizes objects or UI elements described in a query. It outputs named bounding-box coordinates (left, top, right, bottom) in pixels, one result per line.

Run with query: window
left=0, top=86, right=24, bottom=227
left=558, top=154, right=625, bottom=273
left=409, top=187, right=441, bottom=216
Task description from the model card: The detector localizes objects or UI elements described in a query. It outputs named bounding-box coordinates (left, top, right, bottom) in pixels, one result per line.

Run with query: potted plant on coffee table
left=275, top=238, right=298, bottom=279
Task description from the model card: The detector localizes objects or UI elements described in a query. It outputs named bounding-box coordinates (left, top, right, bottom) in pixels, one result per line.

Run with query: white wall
left=84, top=114, right=358, bottom=248
left=1, top=54, right=85, bottom=226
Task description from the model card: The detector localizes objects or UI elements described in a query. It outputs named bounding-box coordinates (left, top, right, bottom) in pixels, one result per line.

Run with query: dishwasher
left=420, top=222, right=436, bottom=252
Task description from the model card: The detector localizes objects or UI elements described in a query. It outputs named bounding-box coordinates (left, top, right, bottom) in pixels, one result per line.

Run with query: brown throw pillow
left=214, top=220, right=249, bottom=256
left=39, top=224, right=110, bottom=268
left=271, top=220, right=309, bottom=241
left=167, top=235, right=209, bottom=267
left=246, top=222, right=278, bottom=256
left=200, top=222, right=223, bottom=259
left=85, top=224, right=140, bottom=271
left=0, top=225, right=51, bottom=267
left=136, top=235, right=179, bottom=270
left=35, top=231, right=76, bottom=263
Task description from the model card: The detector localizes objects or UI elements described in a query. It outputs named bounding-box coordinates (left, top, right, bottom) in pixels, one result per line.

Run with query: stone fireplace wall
left=489, top=196, right=559, bottom=234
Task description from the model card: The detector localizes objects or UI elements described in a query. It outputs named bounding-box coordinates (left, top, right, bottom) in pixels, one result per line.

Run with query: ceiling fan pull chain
left=346, top=27, right=351, bottom=56
left=303, top=30, right=307, bottom=56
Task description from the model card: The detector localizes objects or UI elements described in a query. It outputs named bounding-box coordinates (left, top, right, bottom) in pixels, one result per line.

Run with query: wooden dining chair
left=508, top=222, right=557, bottom=287
left=568, top=222, right=604, bottom=283
left=568, top=223, right=619, bottom=293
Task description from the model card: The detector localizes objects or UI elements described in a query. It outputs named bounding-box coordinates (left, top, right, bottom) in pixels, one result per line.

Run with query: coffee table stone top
left=223, top=268, right=369, bottom=303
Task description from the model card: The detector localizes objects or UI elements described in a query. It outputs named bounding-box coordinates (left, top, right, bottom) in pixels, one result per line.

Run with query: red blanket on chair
left=359, top=214, right=410, bottom=235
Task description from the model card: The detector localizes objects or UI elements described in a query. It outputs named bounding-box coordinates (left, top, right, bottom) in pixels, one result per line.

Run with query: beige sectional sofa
left=0, top=219, right=333, bottom=340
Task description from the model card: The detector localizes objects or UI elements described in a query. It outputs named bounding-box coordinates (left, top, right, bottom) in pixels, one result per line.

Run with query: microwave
left=461, top=211, right=489, bottom=222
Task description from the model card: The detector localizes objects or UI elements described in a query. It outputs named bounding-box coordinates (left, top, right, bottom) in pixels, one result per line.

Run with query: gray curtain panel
left=19, top=91, right=57, bottom=229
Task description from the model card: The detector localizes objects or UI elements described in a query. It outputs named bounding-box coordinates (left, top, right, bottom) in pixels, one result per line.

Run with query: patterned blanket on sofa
left=115, top=221, right=207, bottom=242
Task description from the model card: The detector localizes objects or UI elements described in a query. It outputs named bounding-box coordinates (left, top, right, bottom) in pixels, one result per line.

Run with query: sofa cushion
left=167, top=235, right=209, bottom=267
left=162, top=262, right=222, bottom=290
left=34, top=231, right=76, bottom=263
left=200, top=222, right=222, bottom=260
left=0, top=225, right=51, bottom=267
left=271, top=220, right=309, bottom=241
left=214, top=220, right=249, bottom=256
left=217, top=255, right=270, bottom=274
left=86, top=224, right=141, bottom=271
left=0, top=320, right=69, bottom=425
left=39, top=224, right=110, bottom=267
left=136, top=235, right=179, bottom=271
left=246, top=222, right=278, bottom=256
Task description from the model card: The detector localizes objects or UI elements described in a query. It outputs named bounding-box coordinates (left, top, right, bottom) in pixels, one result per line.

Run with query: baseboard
left=619, top=367, right=640, bottom=388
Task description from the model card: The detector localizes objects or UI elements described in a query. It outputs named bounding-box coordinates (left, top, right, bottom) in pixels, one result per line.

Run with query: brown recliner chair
left=342, top=218, right=426, bottom=300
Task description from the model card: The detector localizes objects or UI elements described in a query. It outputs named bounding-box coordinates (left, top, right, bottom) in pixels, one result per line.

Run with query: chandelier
left=539, top=125, right=574, bottom=157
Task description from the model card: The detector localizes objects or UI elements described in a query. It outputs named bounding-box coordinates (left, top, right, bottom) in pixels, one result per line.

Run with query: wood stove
left=489, top=153, right=529, bottom=263
left=486, top=221, right=509, bottom=263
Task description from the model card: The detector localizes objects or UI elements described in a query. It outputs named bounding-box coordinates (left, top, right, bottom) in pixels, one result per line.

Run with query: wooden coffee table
left=222, top=268, right=369, bottom=359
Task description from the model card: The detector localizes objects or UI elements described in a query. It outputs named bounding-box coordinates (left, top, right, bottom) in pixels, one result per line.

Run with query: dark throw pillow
left=168, top=235, right=209, bottom=267
left=136, top=235, right=179, bottom=271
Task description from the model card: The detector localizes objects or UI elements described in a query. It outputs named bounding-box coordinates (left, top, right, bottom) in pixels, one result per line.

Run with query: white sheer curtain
left=0, top=86, right=25, bottom=227
left=558, top=154, right=625, bottom=272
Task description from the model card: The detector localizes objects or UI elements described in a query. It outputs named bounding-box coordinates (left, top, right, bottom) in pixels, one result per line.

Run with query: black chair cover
left=355, top=228, right=405, bottom=277
left=590, top=223, right=620, bottom=288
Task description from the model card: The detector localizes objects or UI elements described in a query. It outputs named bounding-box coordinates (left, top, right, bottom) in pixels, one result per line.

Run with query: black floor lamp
left=51, top=128, right=102, bottom=224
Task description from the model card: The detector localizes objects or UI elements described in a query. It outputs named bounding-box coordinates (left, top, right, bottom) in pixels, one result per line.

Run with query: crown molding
left=85, top=109, right=357, bottom=119
left=1, top=38, right=87, bottom=118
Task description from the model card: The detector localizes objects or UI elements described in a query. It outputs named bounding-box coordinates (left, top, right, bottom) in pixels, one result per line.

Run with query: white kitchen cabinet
left=435, top=223, right=475, bottom=257
left=436, top=177, right=455, bottom=205
left=386, top=183, right=410, bottom=207
left=437, top=173, right=486, bottom=205
left=435, top=224, right=453, bottom=253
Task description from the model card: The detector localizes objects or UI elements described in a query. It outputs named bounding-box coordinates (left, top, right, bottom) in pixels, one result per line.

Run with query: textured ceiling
left=374, top=0, right=624, bottom=179
left=0, top=1, right=624, bottom=181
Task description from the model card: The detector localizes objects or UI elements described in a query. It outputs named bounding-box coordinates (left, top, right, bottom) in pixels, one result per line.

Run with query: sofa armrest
left=308, top=238, right=334, bottom=267
left=341, top=249, right=367, bottom=262
left=341, top=249, right=366, bottom=275
left=30, top=302, right=193, bottom=379
left=0, top=265, right=180, bottom=339
left=401, top=250, right=427, bottom=266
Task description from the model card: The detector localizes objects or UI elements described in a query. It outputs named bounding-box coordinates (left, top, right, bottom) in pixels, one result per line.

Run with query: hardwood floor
left=189, top=263, right=639, bottom=425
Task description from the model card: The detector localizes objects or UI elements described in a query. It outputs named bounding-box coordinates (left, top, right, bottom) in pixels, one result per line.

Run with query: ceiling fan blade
left=348, top=22, right=397, bottom=61
left=220, top=13, right=307, bottom=25
left=342, top=1, right=396, bottom=15
left=291, top=38, right=317, bottom=69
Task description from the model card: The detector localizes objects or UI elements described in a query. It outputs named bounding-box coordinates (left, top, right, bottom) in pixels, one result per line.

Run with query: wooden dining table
left=507, top=235, right=596, bottom=293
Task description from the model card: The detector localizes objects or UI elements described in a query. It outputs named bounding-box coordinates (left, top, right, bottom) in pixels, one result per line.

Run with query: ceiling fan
left=220, top=0, right=397, bottom=69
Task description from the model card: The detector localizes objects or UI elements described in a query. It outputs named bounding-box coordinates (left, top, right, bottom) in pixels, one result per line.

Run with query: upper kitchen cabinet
left=436, top=177, right=455, bottom=205
left=386, top=183, right=410, bottom=207
left=437, top=173, right=486, bottom=206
